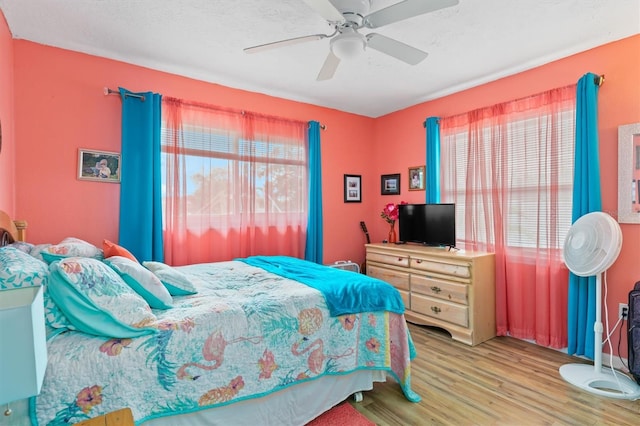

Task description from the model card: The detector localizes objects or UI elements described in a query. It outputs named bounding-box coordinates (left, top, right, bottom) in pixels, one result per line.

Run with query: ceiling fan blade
left=244, top=34, right=329, bottom=54
left=317, top=52, right=340, bottom=81
left=364, top=0, right=459, bottom=29
left=366, top=33, right=428, bottom=65
left=301, top=0, right=345, bottom=22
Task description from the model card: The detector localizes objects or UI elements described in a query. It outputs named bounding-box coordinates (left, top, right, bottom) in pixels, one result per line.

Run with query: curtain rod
left=107, top=89, right=325, bottom=128
left=237, top=109, right=324, bottom=130
left=238, top=110, right=325, bottom=129
left=421, top=76, right=605, bottom=128
left=103, top=87, right=145, bottom=100
left=164, top=96, right=326, bottom=130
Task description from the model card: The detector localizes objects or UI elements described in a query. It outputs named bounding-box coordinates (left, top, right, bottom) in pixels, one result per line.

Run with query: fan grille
left=562, top=212, right=622, bottom=277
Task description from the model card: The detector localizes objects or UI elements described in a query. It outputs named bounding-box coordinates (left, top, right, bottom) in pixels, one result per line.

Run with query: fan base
left=559, top=363, right=640, bottom=400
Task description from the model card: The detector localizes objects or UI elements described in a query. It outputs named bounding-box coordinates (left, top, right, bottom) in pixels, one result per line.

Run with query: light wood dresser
left=365, top=243, right=496, bottom=346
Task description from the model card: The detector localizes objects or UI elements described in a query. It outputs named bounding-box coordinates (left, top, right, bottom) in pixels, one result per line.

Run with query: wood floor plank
left=349, top=323, right=640, bottom=425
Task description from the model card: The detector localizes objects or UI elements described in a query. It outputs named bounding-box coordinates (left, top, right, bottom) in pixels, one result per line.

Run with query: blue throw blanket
left=237, top=256, right=405, bottom=316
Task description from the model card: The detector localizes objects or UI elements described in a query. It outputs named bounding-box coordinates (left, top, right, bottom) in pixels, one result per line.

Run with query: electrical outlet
left=619, top=303, right=629, bottom=320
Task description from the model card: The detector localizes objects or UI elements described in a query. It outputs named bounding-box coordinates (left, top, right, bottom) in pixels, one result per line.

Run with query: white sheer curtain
left=439, top=86, right=576, bottom=347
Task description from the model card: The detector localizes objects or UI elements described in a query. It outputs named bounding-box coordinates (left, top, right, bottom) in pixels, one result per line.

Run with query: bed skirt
left=2, top=371, right=385, bottom=426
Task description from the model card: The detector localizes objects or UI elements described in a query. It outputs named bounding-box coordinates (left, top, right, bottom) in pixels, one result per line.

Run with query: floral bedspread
left=32, top=261, right=419, bottom=425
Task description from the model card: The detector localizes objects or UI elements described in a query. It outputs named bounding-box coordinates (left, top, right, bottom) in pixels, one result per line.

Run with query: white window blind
left=441, top=109, right=575, bottom=250
left=160, top=125, right=307, bottom=217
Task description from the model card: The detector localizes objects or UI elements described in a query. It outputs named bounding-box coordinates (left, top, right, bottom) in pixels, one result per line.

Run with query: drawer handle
left=416, top=259, right=422, bottom=264
left=430, top=286, right=442, bottom=294
left=397, top=257, right=403, bottom=262
left=430, top=306, right=441, bottom=314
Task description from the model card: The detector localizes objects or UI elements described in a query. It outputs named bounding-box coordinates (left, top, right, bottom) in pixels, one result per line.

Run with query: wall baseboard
left=516, top=336, right=631, bottom=374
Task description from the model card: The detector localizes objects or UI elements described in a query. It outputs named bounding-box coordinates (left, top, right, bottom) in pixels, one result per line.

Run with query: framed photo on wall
left=381, top=173, right=401, bottom=195
left=408, top=165, right=425, bottom=191
left=344, top=174, right=362, bottom=203
left=78, top=149, right=121, bottom=183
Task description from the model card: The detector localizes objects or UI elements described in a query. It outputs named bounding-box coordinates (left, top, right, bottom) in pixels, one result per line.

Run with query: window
left=440, top=88, right=576, bottom=252
left=438, top=85, right=577, bottom=346
left=160, top=126, right=307, bottom=229
left=160, top=99, right=308, bottom=264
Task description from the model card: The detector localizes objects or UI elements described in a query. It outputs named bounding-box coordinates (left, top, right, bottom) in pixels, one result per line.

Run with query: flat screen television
left=398, top=203, right=456, bottom=248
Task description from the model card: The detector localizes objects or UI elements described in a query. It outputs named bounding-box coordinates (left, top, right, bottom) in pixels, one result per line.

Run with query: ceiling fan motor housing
left=330, top=0, right=371, bottom=26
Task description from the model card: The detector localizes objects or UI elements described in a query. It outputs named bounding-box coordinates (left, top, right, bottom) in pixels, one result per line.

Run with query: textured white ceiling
left=1, top=0, right=639, bottom=117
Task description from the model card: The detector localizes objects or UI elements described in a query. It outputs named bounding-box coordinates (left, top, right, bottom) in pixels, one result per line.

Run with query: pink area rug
left=306, top=402, right=375, bottom=426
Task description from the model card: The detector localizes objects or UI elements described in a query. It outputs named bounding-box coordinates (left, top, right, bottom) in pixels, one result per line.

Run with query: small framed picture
left=408, top=165, right=425, bottom=191
left=344, top=174, right=362, bottom=203
left=381, top=173, right=401, bottom=195
left=78, top=149, right=121, bottom=183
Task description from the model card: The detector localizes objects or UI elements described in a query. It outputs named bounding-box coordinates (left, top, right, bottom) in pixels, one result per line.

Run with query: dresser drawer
left=411, top=275, right=468, bottom=305
left=411, top=294, right=469, bottom=327
left=367, top=251, right=409, bottom=268
left=398, top=289, right=410, bottom=310
left=365, top=243, right=495, bottom=346
left=410, top=257, right=471, bottom=279
left=367, top=264, right=410, bottom=291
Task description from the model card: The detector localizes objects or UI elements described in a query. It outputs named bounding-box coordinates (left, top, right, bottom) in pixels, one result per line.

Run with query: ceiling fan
left=243, top=0, right=460, bottom=81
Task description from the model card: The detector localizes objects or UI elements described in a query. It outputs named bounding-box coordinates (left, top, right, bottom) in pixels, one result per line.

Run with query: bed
left=0, top=211, right=419, bottom=426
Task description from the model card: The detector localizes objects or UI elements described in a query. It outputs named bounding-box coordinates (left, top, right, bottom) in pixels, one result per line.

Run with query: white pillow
left=41, top=237, right=103, bottom=263
left=48, top=257, right=157, bottom=338
left=106, top=256, right=173, bottom=309
left=142, top=261, right=171, bottom=273
left=142, top=261, right=198, bottom=296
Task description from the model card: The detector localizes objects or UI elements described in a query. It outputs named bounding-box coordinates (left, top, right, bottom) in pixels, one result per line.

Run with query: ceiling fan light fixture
left=330, top=31, right=366, bottom=60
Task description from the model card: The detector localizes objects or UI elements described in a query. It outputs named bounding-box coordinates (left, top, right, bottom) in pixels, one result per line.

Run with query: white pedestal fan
left=560, top=211, right=640, bottom=400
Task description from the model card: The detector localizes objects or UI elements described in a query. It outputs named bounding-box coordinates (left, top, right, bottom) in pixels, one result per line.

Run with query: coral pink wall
left=374, top=34, right=640, bottom=357
left=12, top=41, right=376, bottom=265
left=0, top=11, right=15, bottom=214
left=7, top=32, right=640, bottom=357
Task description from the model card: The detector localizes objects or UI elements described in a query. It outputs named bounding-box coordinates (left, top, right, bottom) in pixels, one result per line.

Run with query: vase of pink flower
left=381, top=202, right=406, bottom=243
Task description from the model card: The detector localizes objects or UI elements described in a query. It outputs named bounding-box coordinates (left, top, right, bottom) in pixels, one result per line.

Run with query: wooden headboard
left=0, top=210, right=27, bottom=245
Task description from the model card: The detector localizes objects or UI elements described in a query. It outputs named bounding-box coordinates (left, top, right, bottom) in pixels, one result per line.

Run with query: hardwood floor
left=350, top=323, right=640, bottom=425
